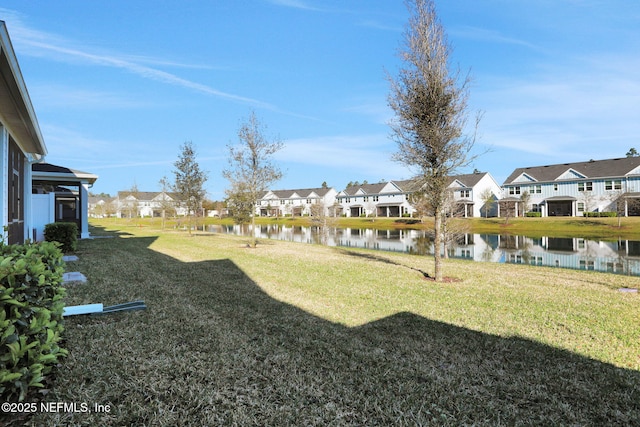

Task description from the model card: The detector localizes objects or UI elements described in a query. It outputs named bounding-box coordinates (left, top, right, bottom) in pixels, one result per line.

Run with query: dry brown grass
left=11, top=223, right=639, bottom=426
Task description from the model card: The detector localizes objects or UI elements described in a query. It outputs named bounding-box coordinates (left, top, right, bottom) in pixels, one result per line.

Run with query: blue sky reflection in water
left=208, top=224, right=640, bottom=277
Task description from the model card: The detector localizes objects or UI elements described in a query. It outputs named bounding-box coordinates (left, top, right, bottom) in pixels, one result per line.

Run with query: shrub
left=44, top=222, right=78, bottom=253
left=0, top=241, right=67, bottom=401
left=525, top=212, right=542, bottom=217
left=583, top=212, right=618, bottom=218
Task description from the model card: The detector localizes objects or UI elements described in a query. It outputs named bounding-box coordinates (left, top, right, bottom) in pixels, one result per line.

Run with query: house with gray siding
left=502, top=157, right=640, bottom=217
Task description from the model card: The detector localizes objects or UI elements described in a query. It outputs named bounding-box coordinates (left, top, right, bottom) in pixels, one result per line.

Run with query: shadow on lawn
left=23, top=228, right=640, bottom=426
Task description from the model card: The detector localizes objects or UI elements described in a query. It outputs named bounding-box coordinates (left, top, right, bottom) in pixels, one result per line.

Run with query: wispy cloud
left=31, top=84, right=151, bottom=110
left=1, top=8, right=297, bottom=114
left=277, top=134, right=409, bottom=178
left=266, top=0, right=323, bottom=11
left=451, top=25, right=541, bottom=51
left=476, top=53, right=640, bottom=162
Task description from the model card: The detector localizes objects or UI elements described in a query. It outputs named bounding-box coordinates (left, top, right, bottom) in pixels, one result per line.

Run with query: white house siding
left=448, top=173, right=502, bottom=218
left=337, top=182, right=415, bottom=218
left=257, top=188, right=338, bottom=217
left=116, top=191, right=187, bottom=218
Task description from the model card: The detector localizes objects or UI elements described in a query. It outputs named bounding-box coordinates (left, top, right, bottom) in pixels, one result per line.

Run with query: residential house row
left=258, top=172, right=502, bottom=219
left=501, top=157, right=640, bottom=217
left=257, top=156, right=640, bottom=219
left=101, top=155, right=640, bottom=220
left=89, top=191, right=189, bottom=218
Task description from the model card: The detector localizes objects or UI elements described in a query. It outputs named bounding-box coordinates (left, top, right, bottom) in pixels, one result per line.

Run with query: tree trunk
left=433, top=209, right=443, bottom=282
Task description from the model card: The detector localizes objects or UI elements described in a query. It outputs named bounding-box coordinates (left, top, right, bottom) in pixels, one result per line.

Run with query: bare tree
left=125, top=182, right=140, bottom=220
left=441, top=190, right=471, bottom=259
left=158, top=176, right=175, bottom=230
left=387, top=0, right=480, bottom=281
left=579, top=190, right=597, bottom=217
left=520, top=190, right=531, bottom=217
left=479, top=187, right=495, bottom=218
left=223, top=111, right=284, bottom=245
left=172, top=141, right=208, bottom=235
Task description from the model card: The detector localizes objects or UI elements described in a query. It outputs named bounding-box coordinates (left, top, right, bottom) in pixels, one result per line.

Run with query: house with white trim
left=257, top=187, right=338, bottom=217
left=89, top=195, right=117, bottom=218
left=502, top=157, right=640, bottom=217
left=447, top=172, right=502, bottom=218
left=32, top=163, right=98, bottom=240
left=0, top=21, right=48, bottom=243
left=336, top=181, right=418, bottom=217
left=335, top=173, right=500, bottom=218
left=115, top=191, right=187, bottom=218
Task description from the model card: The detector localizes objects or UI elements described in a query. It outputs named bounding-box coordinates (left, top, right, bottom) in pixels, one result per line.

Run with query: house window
left=554, top=183, right=558, bottom=191
left=373, top=196, right=379, bottom=202
left=509, top=186, right=521, bottom=195
left=605, top=180, right=622, bottom=190
left=577, top=202, right=585, bottom=212
left=578, top=182, right=593, bottom=192
left=363, top=196, right=369, bottom=202
left=531, top=185, right=541, bottom=194
left=460, top=190, right=470, bottom=198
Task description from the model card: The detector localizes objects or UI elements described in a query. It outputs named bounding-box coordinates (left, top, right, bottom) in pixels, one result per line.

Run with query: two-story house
left=502, top=157, right=640, bottom=217
left=447, top=172, right=502, bottom=218
left=116, top=191, right=187, bottom=218
left=257, top=187, right=338, bottom=217
left=336, top=181, right=417, bottom=218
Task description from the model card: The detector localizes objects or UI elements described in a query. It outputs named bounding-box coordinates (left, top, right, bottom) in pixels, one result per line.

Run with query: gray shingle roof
left=269, top=187, right=333, bottom=199
left=503, top=157, right=640, bottom=185
left=447, top=173, right=487, bottom=188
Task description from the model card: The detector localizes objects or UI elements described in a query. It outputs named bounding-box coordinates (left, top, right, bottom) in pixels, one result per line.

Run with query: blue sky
left=2, top=1, right=639, bottom=199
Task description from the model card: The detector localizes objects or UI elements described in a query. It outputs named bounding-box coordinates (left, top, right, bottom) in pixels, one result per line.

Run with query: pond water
left=207, top=224, right=640, bottom=277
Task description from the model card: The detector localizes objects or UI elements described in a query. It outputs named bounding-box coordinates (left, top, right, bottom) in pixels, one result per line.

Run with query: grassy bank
left=110, top=215, right=640, bottom=240
left=21, top=220, right=640, bottom=425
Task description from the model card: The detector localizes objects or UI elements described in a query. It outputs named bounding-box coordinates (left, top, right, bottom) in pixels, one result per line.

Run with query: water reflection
left=207, top=224, right=640, bottom=277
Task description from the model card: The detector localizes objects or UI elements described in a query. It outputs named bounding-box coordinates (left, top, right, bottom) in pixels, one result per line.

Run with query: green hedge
left=44, top=222, right=78, bottom=253
left=583, top=212, right=618, bottom=217
left=0, top=241, right=67, bottom=401
left=525, top=212, right=542, bottom=217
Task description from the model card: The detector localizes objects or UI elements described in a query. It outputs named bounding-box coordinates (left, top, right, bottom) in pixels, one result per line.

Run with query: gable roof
left=342, top=182, right=398, bottom=196
left=447, top=173, right=488, bottom=189
left=504, top=157, right=640, bottom=185
left=269, top=187, right=334, bottom=199
left=117, top=191, right=180, bottom=200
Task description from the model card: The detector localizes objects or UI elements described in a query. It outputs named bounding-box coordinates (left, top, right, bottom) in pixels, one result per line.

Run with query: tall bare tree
left=479, top=187, right=495, bottom=218
left=520, top=190, right=531, bottom=217
left=172, top=141, right=208, bottom=234
left=158, top=176, right=175, bottom=230
left=223, top=111, right=283, bottom=244
left=388, top=0, right=480, bottom=281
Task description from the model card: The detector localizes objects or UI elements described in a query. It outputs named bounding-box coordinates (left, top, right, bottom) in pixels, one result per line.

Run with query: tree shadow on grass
left=21, top=230, right=640, bottom=426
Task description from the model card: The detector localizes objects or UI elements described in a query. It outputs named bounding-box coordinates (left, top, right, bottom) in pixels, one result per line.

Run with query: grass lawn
left=20, top=220, right=640, bottom=426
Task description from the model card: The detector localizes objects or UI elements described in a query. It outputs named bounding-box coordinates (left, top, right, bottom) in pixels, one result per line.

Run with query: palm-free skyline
left=2, top=1, right=639, bottom=198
